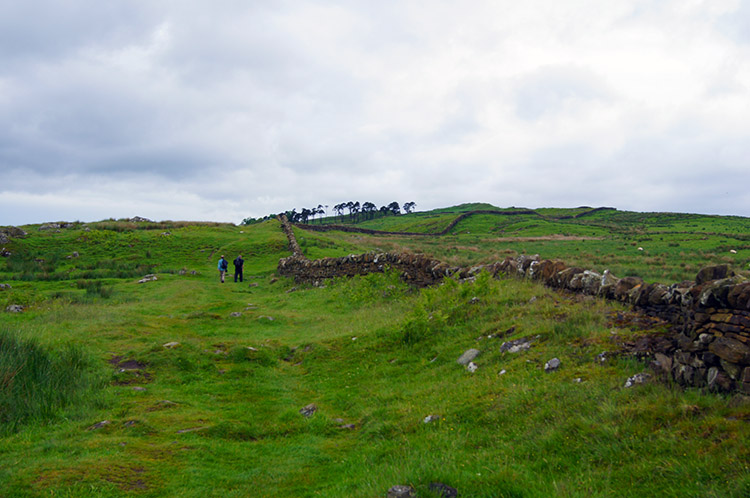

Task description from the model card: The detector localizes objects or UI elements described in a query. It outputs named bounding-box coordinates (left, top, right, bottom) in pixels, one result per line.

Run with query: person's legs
left=234, top=269, right=239, bottom=282
left=220, top=270, right=225, bottom=283
left=238, top=269, right=243, bottom=282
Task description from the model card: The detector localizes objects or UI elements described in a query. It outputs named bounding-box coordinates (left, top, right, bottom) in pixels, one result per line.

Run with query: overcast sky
left=1, top=0, right=749, bottom=225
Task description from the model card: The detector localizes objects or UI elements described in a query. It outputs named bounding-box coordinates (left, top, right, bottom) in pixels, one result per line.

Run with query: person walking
left=218, top=255, right=228, bottom=283
left=233, top=254, right=244, bottom=283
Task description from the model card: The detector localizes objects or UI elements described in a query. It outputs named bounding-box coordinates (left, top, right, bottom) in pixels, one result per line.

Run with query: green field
left=1, top=207, right=749, bottom=497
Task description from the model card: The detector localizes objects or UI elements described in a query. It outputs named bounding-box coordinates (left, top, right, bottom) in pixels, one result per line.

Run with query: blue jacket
left=218, top=258, right=228, bottom=271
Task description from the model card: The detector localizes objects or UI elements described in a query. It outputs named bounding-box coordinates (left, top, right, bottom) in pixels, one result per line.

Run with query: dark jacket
left=233, top=256, right=244, bottom=269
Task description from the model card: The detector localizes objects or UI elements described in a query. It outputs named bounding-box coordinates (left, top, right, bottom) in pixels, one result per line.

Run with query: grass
left=0, top=207, right=749, bottom=496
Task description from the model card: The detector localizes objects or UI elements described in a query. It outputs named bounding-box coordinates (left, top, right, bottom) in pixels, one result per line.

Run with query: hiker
left=218, top=255, right=228, bottom=283
left=233, top=254, right=244, bottom=283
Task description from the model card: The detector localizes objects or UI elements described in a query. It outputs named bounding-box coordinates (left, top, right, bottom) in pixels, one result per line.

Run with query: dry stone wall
left=276, top=216, right=750, bottom=393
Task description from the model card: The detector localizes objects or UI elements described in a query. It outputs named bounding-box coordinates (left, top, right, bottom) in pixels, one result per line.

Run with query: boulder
left=696, top=264, right=734, bottom=285
left=6, top=304, right=24, bottom=313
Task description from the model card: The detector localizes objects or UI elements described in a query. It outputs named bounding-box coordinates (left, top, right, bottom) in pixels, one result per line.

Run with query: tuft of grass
left=0, top=329, right=104, bottom=434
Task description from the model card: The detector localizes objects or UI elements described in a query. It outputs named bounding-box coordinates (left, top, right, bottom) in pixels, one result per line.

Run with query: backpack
left=220, top=259, right=228, bottom=271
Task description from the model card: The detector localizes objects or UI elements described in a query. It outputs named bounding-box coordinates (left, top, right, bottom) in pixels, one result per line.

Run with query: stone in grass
left=6, top=304, right=24, bottom=313
left=87, top=420, right=111, bottom=431
left=423, top=414, right=440, bottom=424
left=299, top=403, right=317, bottom=418
left=457, top=348, right=480, bottom=365
left=500, top=337, right=532, bottom=354
left=229, top=312, right=242, bottom=317
left=624, top=373, right=651, bottom=388
left=466, top=362, right=478, bottom=373
left=430, top=482, right=458, bottom=498
left=387, top=485, right=414, bottom=497
left=163, top=341, right=180, bottom=349
left=544, top=358, right=561, bottom=372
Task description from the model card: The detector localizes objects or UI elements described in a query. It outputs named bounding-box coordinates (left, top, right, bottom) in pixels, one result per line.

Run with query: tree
left=388, top=201, right=401, bottom=215
left=362, top=202, right=376, bottom=220
left=300, top=207, right=312, bottom=224
left=316, top=204, right=325, bottom=224
left=334, top=203, right=346, bottom=222
left=351, top=201, right=360, bottom=222
left=403, top=201, right=416, bottom=214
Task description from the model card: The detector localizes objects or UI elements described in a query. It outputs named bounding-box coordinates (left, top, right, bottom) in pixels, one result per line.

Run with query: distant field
left=295, top=205, right=750, bottom=282
left=1, top=207, right=749, bottom=497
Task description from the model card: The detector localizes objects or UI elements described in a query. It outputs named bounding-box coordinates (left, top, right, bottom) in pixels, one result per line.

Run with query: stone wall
left=276, top=216, right=750, bottom=393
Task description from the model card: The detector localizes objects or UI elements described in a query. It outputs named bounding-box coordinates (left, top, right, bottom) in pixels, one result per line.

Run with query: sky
left=1, top=0, right=749, bottom=226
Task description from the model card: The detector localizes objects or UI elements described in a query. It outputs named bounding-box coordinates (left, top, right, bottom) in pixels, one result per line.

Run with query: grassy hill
left=1, top=208, right=749, bottom=497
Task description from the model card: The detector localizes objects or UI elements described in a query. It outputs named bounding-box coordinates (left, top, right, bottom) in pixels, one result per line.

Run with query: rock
left=457, top=348, right=480, bottom=365
left=129, top=216, right=152, bottom=223
left=595, top=352, right=608, bottom=365
left=544, top=358, right=561, bottom=372
left=87, top=420, right=111, bottom=430
left=709, top=336, right=750, bottom=364
left=423, top=414, right=440, bottom=424
left=466, top=362, right=478, bottom=373
left=163, top=342, right=180, bottom=349
left=387, top=485, right=414, bottom=498
left=39, top=222, right=62, bottom=231
left=0, top=248, right=10, bottom=257
left=707, top=367, right=734, bottom=392
left=614, top=276, right=644, bottom=302
left=599, top=270, right=619, bottom=299
left=299, top=403, right=317, bottom=418
left=500, top=337, right=532, bottom=353
left=0, top=283, right=11, bottom=291
left=339, top=424, right=356, bottom=430
left=138, top=274, right=157, bottom=284
left=696, top=264, right=734, bottom=285
left=6, top=304, right=24, bottom=313
left=132, top=387, right=147, bottom=392
left=429, top=483, right=458, bottom=498
left=720, top=359, right=742, bottom=380
left=624, top=373, right=651, bottom=388
left=653, top=353, right=673, bottom=374
left=699, top=277, right=746, bottom=308
left=229, top=312, right=242, bottom=317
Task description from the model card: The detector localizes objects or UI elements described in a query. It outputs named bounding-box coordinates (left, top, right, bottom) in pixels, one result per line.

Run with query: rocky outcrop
left=0, top=226, right=27, bottom=244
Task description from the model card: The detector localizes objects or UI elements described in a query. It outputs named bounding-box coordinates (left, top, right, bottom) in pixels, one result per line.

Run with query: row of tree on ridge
left=242, top=201, right=416, bottom=225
